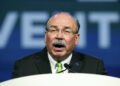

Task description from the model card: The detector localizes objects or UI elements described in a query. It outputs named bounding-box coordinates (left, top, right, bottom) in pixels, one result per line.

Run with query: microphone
left=64, top=63, right=71, bottom=69
left=64, top=63, right=77, bottom=73
left=57, top=63, right=77, bottom=73
left=57, top=63, right=70, bottom=73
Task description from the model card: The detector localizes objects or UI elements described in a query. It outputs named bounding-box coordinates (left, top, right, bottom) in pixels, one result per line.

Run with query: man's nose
left=56, top=30, right=64, bottom=39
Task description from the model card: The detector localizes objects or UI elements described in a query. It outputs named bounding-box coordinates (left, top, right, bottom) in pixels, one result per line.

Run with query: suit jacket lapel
left=34, top=48, right=52, bottom=74
left=34, top=48, right=84, bottom=74
left=69, top=51, right=84, bottom=73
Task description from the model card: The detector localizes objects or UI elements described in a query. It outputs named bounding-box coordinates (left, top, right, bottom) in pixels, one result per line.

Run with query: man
left=12, top=12, right=107, bottom=78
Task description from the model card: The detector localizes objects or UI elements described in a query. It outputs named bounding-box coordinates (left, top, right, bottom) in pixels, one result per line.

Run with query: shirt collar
left=48, top=52, right=72, bottom=69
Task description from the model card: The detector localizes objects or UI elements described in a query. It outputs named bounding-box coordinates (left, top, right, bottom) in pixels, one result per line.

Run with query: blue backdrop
left=0, top=0, right=120, bottom=82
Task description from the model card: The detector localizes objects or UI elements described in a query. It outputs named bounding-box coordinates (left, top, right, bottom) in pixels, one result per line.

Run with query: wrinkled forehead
left=47, top=12, right=77, bottom=28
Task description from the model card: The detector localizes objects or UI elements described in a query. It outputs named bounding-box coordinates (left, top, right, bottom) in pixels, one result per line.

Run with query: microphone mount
left=57, top=63, right=77, bottom=73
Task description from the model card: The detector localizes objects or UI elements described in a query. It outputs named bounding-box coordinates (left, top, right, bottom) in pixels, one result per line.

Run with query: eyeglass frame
left=46, top=25, right=78, bottom=36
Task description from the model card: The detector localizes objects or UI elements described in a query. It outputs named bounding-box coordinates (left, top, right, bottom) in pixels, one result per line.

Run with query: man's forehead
left=48, top=12, right=76, bottom=24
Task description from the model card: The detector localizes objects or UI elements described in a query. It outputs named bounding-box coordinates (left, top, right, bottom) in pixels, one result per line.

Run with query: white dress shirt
left=48, top=52, right=72, bottom=73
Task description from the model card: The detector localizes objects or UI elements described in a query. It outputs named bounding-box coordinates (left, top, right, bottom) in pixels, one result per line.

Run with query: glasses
left=46, top=26, right=77, bottom=36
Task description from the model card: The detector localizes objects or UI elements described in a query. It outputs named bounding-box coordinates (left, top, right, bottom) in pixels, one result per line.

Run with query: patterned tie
left=56, top=62, right=62, bottom=73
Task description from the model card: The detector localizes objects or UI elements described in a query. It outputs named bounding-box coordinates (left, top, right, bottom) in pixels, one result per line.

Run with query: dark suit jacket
left=12, top=47, right=107, bottom=78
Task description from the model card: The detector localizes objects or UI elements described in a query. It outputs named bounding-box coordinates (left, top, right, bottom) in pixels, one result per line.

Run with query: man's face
left=45, top=13, right=79, bottom=61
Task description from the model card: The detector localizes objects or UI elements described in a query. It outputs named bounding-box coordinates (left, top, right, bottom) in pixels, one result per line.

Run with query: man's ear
left=75, top=34, right=80, bottom=45
left=44, top=32, right=47, bottom=43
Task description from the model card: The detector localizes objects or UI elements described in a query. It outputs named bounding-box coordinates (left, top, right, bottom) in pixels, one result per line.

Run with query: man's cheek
left=65, top=38, right=74, bottom=43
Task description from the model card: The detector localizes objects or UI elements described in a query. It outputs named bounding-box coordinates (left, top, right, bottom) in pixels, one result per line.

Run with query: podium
left=0, top=73, right=120, bottom=86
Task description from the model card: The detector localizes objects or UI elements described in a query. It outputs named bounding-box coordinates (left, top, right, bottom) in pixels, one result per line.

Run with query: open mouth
left=52, top=40, right=66, bottom=50
left=53, top=44, right=65, bottom=48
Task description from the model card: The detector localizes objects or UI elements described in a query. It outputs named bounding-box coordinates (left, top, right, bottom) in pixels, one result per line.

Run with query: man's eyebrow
left=48, top=25, right=72, bottom=30
left=47, top=25, right=57, bottom=29
left=49, top=25, right=57, bottom=28
left=64, top=26, right=71, bottom=29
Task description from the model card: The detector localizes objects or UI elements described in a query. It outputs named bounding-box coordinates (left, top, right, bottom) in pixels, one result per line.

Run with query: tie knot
left=56, top=62, right=62, bottom=73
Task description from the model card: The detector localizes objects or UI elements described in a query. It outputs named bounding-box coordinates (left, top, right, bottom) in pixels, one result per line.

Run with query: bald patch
left=46, top=12, right=79, bottom=33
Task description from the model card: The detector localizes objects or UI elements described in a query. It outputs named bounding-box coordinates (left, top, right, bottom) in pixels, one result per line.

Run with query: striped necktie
left=56, top=62, right=62, bottom=73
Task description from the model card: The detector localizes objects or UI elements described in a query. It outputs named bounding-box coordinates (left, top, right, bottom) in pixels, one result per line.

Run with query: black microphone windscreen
left=64, top=63, right=71, bottom=69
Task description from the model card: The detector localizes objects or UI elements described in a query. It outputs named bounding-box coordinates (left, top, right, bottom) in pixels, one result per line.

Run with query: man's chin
left=52, top=51, right=66, bottom=58
left=53, top=52, right=65, bottom=57
left=50, top=50, right=70, bottom=61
